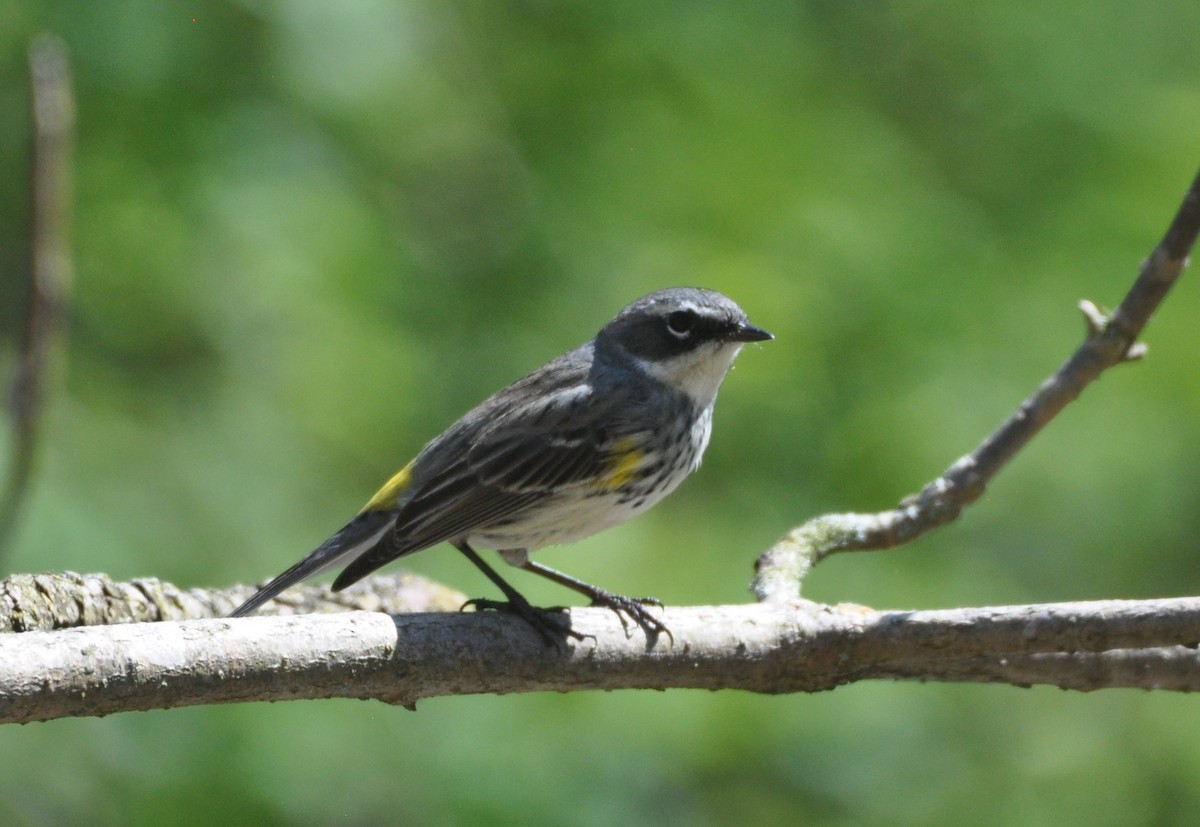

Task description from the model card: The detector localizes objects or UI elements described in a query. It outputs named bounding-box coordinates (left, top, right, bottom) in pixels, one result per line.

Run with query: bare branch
left=0, top=35, right=75, bottom=557
left=0, top=571, right=467, bottom=632
left=753, top=166, right=1200, bottom=602
left=4, top=597, right=1200, bottom=724
left=892, top=647, right=1200, bottom=692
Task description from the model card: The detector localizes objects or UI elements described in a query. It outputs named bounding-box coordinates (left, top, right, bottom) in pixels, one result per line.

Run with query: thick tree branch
left=753, top=166, right=1200, bottom=601
left=4, top=597, right=1200, bottom=724
left=0, top=571, right=466, bottom=632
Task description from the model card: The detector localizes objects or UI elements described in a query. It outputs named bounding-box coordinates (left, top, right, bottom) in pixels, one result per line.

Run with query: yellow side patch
left=361, top=460, right=415, bottom=513
left=595, top=439, right=644, bottom=492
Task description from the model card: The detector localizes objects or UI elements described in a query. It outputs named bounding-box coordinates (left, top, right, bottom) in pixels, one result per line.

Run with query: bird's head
left=596, top=287, right=773, bottom=407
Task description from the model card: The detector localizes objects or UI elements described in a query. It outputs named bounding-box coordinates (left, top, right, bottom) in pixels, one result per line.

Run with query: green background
left=4, top=2, right=1200, bottom=825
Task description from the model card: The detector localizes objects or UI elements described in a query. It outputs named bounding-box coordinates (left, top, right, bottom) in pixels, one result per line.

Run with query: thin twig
left=753, top=167, right=1200, bottom=602
left=0, top=35, right=75, bottom=558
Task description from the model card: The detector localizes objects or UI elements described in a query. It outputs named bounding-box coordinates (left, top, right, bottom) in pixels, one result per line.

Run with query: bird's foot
left=587, top=590, right=673, bottom=647
left=462, top=596, right=586, bottom=647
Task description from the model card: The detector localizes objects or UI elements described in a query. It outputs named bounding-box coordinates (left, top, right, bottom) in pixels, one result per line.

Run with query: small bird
left=230, top=287, right=772, bottom=643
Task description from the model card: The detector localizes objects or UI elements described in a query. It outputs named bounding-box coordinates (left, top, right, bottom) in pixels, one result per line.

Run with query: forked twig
left=753, top=167, right=1200, bottom=601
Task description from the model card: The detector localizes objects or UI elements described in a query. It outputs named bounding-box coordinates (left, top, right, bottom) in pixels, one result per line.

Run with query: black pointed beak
left=728, top=321, right=774, bottom=343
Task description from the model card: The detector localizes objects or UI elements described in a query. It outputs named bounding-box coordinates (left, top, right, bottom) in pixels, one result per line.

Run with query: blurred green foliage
left=3, top=2, right=1200, bottom=825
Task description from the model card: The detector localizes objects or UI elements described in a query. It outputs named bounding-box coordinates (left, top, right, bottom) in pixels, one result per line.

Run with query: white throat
left=633, top=341, right=745, bottom=408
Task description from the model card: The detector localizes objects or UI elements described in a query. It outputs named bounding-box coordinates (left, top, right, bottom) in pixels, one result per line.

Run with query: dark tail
left=229, top=509, right=398, bottom=617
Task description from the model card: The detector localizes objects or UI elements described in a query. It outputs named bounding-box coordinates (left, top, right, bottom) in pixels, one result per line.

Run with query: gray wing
left=330, top=351, right=641, bottom=590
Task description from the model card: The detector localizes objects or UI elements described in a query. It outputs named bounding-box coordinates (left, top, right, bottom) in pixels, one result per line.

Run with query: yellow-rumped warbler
left=231, top=287, right=771, bottom=642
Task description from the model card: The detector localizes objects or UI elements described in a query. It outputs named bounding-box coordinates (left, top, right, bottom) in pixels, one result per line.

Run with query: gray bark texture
left=4, top=597, right=1200, bottom=724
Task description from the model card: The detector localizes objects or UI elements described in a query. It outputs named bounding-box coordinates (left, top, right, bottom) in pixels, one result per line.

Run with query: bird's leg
left=453, top=542, right=583, bottom=645
left=516, top=558, right=672, bottom=646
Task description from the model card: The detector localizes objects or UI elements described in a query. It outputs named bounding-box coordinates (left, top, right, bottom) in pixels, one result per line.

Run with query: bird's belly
left=465, top=475, right=684, bottom=551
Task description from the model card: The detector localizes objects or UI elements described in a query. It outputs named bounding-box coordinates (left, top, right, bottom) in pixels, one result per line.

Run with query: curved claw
left=587, top=592, right=673, bottom=646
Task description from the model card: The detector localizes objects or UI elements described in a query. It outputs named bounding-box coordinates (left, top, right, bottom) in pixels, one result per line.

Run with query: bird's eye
left=666, top=309, right=697, bottom=338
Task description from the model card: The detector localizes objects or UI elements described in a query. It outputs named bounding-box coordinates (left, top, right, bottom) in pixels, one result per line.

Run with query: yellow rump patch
left=361, top=460, right=415, bottom=513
